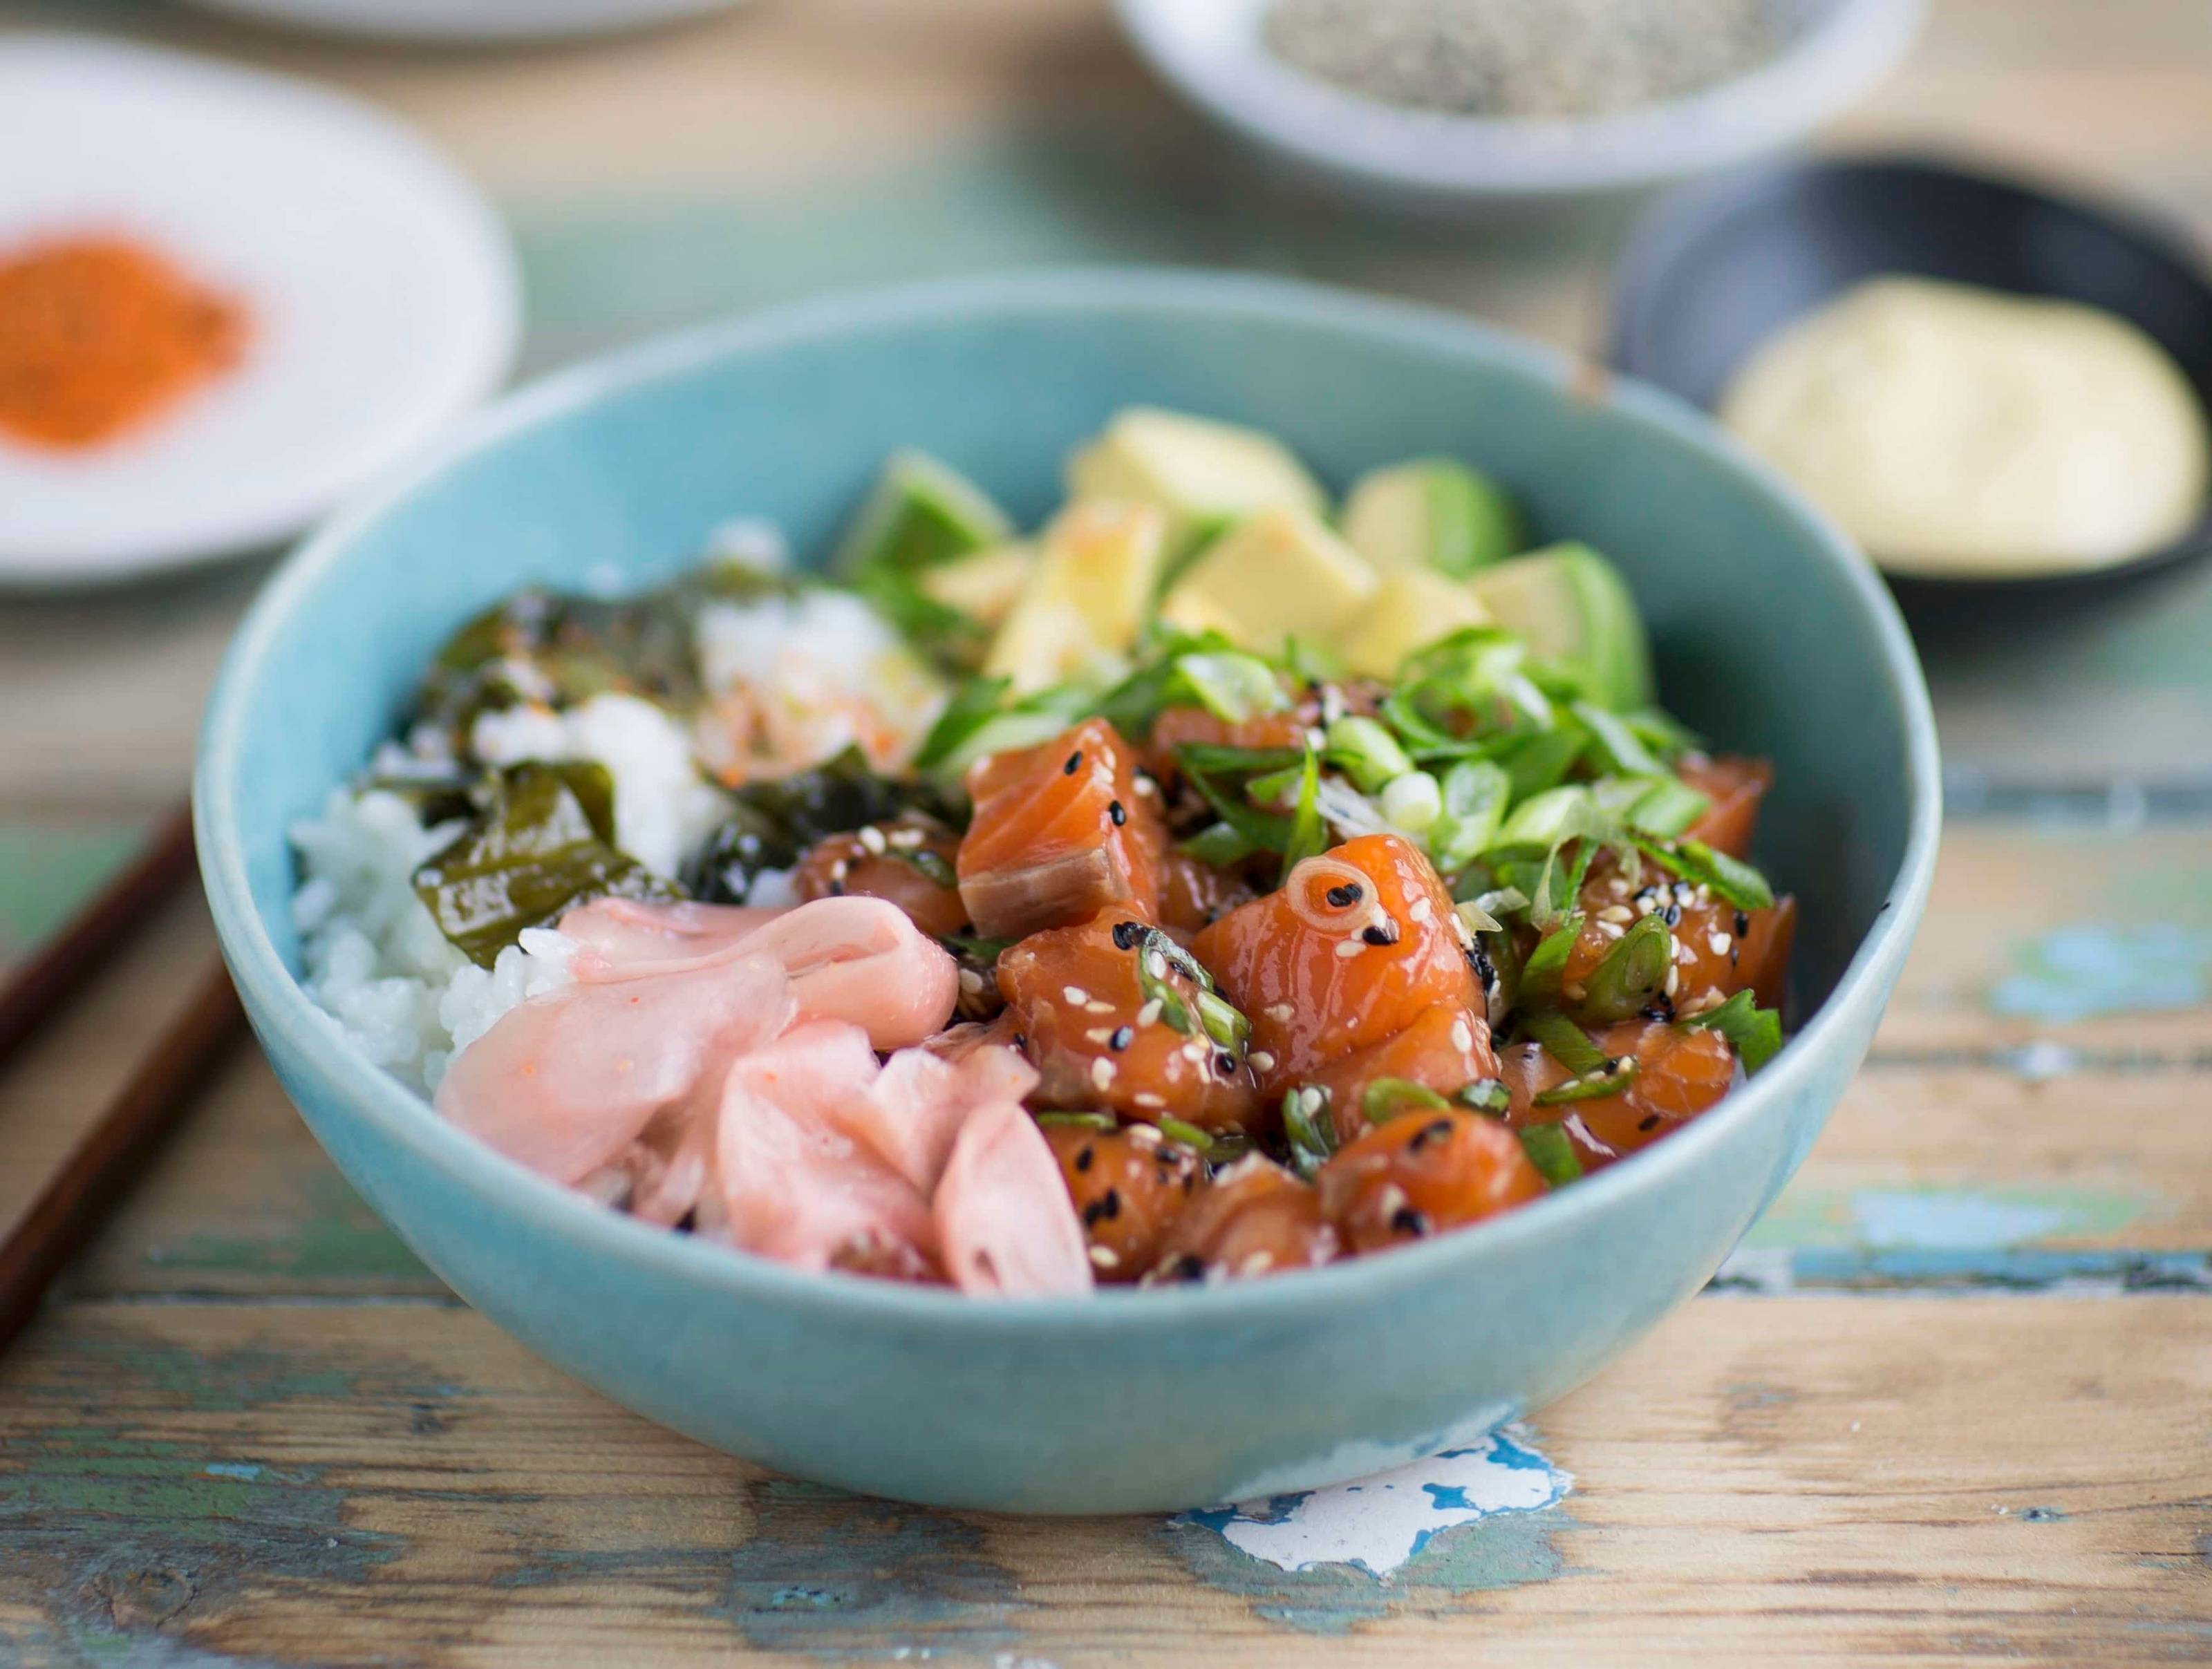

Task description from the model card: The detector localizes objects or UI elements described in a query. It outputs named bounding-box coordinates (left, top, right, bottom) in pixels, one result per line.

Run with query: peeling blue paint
left=1991, top=924, right=2212, bottom=1022
left=1165, top=1426, right=1573, bottom=1633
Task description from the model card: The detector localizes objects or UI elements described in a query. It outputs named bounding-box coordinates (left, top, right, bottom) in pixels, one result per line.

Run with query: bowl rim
left=196, top=266, right=1942, bottom=1332
left=1606, top=149, right=2212, bottom=594
left=1111, top=0, right=1927, bottom=199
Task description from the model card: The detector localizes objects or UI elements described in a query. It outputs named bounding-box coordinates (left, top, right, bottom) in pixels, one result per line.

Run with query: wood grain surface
left=1, top=0, right=2210, bottom=1663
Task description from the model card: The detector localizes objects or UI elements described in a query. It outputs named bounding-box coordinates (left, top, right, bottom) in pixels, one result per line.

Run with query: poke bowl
left=196, top=270, right=1938, bottom=1514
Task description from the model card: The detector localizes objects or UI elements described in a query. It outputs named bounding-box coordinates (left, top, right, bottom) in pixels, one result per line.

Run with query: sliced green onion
left=1324, top=715, right=1415, bottom=793
left=1683, top=990, right=1785, bottom=1073
left=1625, top=777, right=1711, bottom=839
left=1155, top=1116, right=1216, bottom=1153
left=1633, top=835, right=1776, bottom=912
left=1178, top=651, right=1288, bottom=723
left=1429, top=760, right=1511, bottom=872
left=1533, top=1057, right=1638, bottom=1106
left=1281, top=745, right=1327, bottom=871
left=1518, top=1121, right=1586, bottom=1185
left=1194, top=988, right=1251, bottom=1054
left=1492, top=784, right=1591, bottom=853
left=1578, top=911, right=1674, bottom=1024
left=1455, top=1078, right=1511, bottom=1118
left=911, top=675, right=1011, bottom=773
left=1034, top=1111, right=1118, bottom=1130
left=1573, top=701, right=1667, bottom=777
left=1362, top=1077, right=1450, bottom=1122
left=1380, top=769, right=1443, bottom=834
left=1522, top=1010, right=1606, bottom=1076
left=1517, top=914, right=1584, bottom=1011
left=1179, top=821, right=1258, bottom=867
left=1282, top=1086, right=1337, bottom=1180
left=1501, top=724, right=1586, bottom=800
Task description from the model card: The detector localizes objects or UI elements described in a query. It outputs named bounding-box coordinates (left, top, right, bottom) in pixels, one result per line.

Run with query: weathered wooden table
left=3, top=1, right=2209, bottom=1662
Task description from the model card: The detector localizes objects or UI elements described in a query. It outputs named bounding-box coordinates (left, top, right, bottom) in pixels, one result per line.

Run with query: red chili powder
left=0, top=233, right=247, bottom=452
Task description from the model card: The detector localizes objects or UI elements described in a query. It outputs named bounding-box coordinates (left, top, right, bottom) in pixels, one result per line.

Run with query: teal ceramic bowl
left=196, top=271, right=1939, bottom=1514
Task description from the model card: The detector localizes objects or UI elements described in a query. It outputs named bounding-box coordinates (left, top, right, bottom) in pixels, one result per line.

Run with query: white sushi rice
left=291, top=576, right=938, bottom=1096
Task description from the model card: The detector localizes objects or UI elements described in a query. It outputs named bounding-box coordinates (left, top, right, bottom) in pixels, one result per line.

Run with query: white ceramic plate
left=179, top=0, right=747, bottom=44
left=1114, top=0, right=1927, bottom=210
left=0, top=36, right=520, bottom=585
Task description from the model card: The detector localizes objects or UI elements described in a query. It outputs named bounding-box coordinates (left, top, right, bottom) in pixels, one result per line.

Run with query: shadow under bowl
left=196, top=270, right=1939, bottom=1514
left=1609, top=154, right=2212, bottom=630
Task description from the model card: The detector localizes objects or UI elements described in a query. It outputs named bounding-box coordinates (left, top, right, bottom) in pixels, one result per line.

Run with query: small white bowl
left=0, top=35, right=520, bottom=586
left=178, top=0, right=750, bottom=45
left=1114, top=0, right=1927, bottom=211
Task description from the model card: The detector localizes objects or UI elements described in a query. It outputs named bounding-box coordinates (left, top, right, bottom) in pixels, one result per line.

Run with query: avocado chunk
left=1466, top=543, right=1653, bottom=708
left=1067, top=408, right=1328, bottom=549
left=1338, top=567, right=1494, bottom=679
left=982, top=500, right=1172, bottom=693
left=917, top=543, right=1035, bottom=628
left=835, top=450, right=1014, bottom=576
left=1158, top=507, right=1379, bottom=656
left=1342, top=457, right=1528, bottom=576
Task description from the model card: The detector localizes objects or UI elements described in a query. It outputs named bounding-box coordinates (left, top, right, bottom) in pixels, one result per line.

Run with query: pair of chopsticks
left=0, top=807, right=245, bottom=1354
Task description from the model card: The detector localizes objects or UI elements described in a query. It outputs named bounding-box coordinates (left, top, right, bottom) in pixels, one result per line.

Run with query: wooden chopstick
left=0, top=804, right=198, bottom=1076
left=0, top=957, right=245, bottom=1355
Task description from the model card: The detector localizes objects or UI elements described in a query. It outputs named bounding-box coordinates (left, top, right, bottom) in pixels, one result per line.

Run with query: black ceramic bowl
left=1607, top=155, right=2212, bottom=623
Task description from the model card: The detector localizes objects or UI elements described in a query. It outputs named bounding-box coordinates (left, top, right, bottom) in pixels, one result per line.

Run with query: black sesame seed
left=1663, top=905, right=1682, bottom=926
left=1109, top=1026, right=1134, bottom=1051
left=1468, top=943, right=1497, bottom=988
left=1109, top=800, right=1127, bottom=827
left=1389, top=1205, right=1430, bottom=1236
left=1362, top=922, right=1398, bottom=946
left=1637, top=1114, right=1661, bottom=1132
left=1112, top=921, right=1146, bottom=951
left=828, top=880, right=845, bottom=897
left=1165, top=1252, right=1206, bottom=1281
left=1082, top=1188, right=1123, bottom=1226
left=1064, top=751, right=1083, bottom=775
left=1407, top=1116, right=1454, bottom=1152
left=1325, top=883, right=1365, bottom=907
left=1074, top=1147, right=1094, bottom=1173
left=1215, top=1050, right=1238, bottom=1075
left=1734, top=909, right=1750, bottom=937
left=1011, top=1032, right=1029, bottom=1052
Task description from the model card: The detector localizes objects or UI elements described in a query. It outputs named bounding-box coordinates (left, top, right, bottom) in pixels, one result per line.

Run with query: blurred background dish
left=1608, top=155, right=2212, bottom=615
left=176, top=0, right=751, bottom=44
left=1112, top=0, right=1926, bottom=211
left=0, top=35, right=519, bottom=586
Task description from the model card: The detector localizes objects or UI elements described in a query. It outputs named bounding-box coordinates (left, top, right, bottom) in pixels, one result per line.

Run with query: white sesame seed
left=1665, top=965, right=1680, bottom=997
left=1598, top=921, right=1624, bottom=940
left=1266, top=1003, right=1295, bottom=1024
left=1238, top=1250, right=1276, bottom=1276
left=1409, top=896, right=1433, bottom=925
left=1134, top=775, right=1158, bottom=797
left=1598, top=905, right=1633, bottom=925
left=1377, top=1183, right=1409, bottom=1217
left=1249, top=1050, right=1277, bottom=1071
left=1128, top=1121, right=1163, bottom=1144
left=957, top=968, right=984, bottom=994
left=1562, top=979, right=1586, bottom=1001
left=1708, top=932, right=1732, bottom=956
left=830, top=858, right=850, bottom=883
left=888, top=827, right=924, bottom=849
left=1089, top=1245, right=1121, bottom=1270
left=856, top=825, right=886, bottom=856
left=1133, top=1093, right=1165, bottom=1111
left=1063, top=986, right=1091, bottom=1006
left=1335, top=939, right=1364, bottom=959
left=1085, top=1028, right=1115, bottom=1045
left=1091, top=1057, right=1116, bottom=1090
left=1300, top=1087, right=1325, bottom=1116
left=1607, top=876, right=1631, bottom=898
left=1137, top=999, right=1163, bottom=1027
left=1087, top=1000, right=1115, bottom=1015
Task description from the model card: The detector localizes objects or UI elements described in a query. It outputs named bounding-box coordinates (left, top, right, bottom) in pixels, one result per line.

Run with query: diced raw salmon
left=1676, top=755, right=1773, bottom=858
left=1300, top=999, right=1499, bottom=1146
left=1149, top=1154, right=1338, bottom=1283
left=1041, top=1120, right=1206, bottom=1281
left=793, top=812, right=969, bottom=939
left=1499, top=1018, right=1739, bottom=1172
left=1564, top=862, right=1795, bottom=1019
left=998, top=907, right=1263, bottom=1133
left=1316, top=1109, right=1544, bottom=1253
left=957, top=718, right=1167, bottom=940
left=1194, top=833, right=1481, bottom=1097
left=933, top=1100, right=1094, bottom=1297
